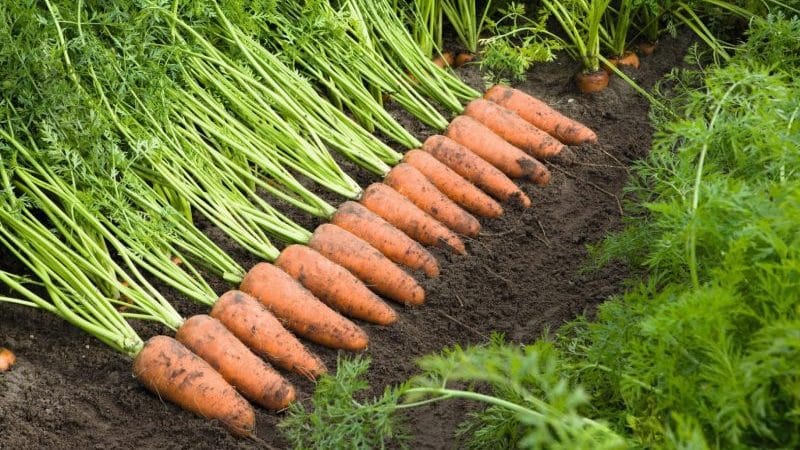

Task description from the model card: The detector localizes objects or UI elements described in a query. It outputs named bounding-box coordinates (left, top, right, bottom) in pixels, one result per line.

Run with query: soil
left=0, top=32, right=693, bottom=450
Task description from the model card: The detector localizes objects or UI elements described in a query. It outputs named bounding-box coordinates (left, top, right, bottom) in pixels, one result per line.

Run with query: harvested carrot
left=403, top=150, right=503, bottom=218
left=308, top=224, right=424, bottom=307
left=446, top=116, right=551, bottom=185
left=211, top=291, right=326, bottom=380
left=360, top=183, right=466, bottom=254
left=423, top=135, right=531, bottom=207
left=483, top=85, right=598, bottom=145
left=133, top=335, right=255, bottom=437
left=176, top=315, right=296, bottom=411
left=240, top=262, right=368, bottom=351
left=464, top=99, right=565, bottom=159
left=332, top=201, right=440, bottom=278
left=0, top=347, right=16, bottom=372
left=384, top=163, right=480, bottom=237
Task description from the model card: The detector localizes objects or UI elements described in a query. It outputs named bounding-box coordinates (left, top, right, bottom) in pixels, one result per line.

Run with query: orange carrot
left=332, top=201, right=440, bottom=278
left=240, top=262, right=369, bottom=351
left=360, top=183, right=466, bottom=254
left=464, top=99, right=565, bottom=159
left=211, top=291, right=326, bottom=380
left=575, top=70, right=609, bottom=94
left=384, top=163, right=481, bottom=237
left=176, top=315, right=296, bottom=411
left=0, top=347, right=16, bottom=372
left=432, top=51, right=455, bottom=68
left=308, top=224, right=424, bottom=306
left=484, top=85, right=597, bottom=145
left=454, top=52, right=475, bottom=68
left=133, top=335, right=255, bottom=437
left=403, top=150, right=503, bottom=218
left=423, top=135, right=531, bottom=207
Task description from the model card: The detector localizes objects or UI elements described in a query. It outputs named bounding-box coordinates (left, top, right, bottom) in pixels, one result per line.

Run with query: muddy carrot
left=483, top=85, right=597, bottom=145
left=211, top=291, right=326, bottom=380
left=0, top=347, right=15, bottom=372
left=240, top=262, right=369, bottom=351
left=133, top=336, right=255, bottom=437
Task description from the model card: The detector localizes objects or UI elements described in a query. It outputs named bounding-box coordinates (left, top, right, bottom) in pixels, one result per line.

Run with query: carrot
left=575, top=70, right=609, bottom=94
left=308, top=224, right=425, bottom=306
left=483, top=85, right=598, bottom=145
left=454, top=52, right=475, bottom=68
left=176, top=315, right=296, bottom=411
left=0, top=347, right=16, bottom=372
left=403, top=150, right=503, bottom=218
left=210, top=290, right=326, bottom=380
left=432, top=51, right=455, bottom=68
left=240, top=262, right=369, bottom=351
left=133, top=335, right=255, bottom=437
left=445, top=115, right=551, bottom=185
left=331, top=201, right=440, bottom=278
left=384, top=163, right=480, bottom=237
left=464, top=99, right=565, bottom=159
left=423, top=135, right=531, bottom=207
left=360, top=183, right=466, bottom=254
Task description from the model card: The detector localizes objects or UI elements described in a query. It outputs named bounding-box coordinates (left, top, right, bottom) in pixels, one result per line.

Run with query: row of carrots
left=131, top=85, right=599, bottom=436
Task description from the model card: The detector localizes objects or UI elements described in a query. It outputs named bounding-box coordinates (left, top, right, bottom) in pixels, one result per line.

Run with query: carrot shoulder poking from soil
left=210, top=291, right=326, bottom=380
left=176, top=315, right=296, bottom=411
left=483, top=85, right=597, bottom=146
left=240, top=262, right=369, bottom=351
left=332, top=201, right=440, bottom=278
left=0, top=347, right=16, bottom=372
left=360, top=183, right=466, bottom=255
left=133, top=335, right=255, bottom=437
left=384, top=163, right=481, bottom=237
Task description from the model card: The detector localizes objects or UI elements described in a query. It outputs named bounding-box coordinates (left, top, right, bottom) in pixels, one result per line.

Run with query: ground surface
left=0, top=32, right=692, bottom=450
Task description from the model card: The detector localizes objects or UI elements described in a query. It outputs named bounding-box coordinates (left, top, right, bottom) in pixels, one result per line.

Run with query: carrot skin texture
left=484, top=85, right=597, bottom=145
left=240, top=262, right=369, bottom=351
left=210, top=290, right=327, bottom=380
left=133, top=336, right=255, bottom=437
left=360, top=183, right=466, bottom=254
left=308, top=224, right=424, bottom=307
left=332, top=201, right=440, bottom=277
left=423, top=135, right=531, bottom=207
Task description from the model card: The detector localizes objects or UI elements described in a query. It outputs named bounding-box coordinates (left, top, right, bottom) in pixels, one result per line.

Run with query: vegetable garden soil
left=1, top=32, right=693, bottom=450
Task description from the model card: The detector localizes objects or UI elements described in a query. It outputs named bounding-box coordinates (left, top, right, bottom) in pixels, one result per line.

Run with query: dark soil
left=0, top=32, right=693, bottom=450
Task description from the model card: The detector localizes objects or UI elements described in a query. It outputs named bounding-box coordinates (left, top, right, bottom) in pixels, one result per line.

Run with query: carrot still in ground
left=176, top=315, right=296, bottom=411
left=210, top=291, right=326, bottom=380
left=133, top=336, right=255, bottom=437
left=0, top=347, right=15, bottom=372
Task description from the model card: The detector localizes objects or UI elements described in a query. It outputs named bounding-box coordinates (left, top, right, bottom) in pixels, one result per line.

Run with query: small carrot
left=240, top=262, right=369, bottom=351
left=133, top=335, right=255, bottom=437
left=0, top=347, right=16, bottom=372
left=331, top=201, right=440, bottom=278
left=454, top=52, right=475, bottom=68
left=432, top=51, right=455, bottom=68
left=308, top=224, right=424, bottom=306
left=384, top=163, right=481, bottom=237
left=446, top=116, right=551, bottom=185
left=176, top=315, right=296, bottom=411
left=483, top=85, right=598, bottom=145
left=211, top=291, right=326, bottom=380
left=360, top=183, right=466, bottom=255
left=423, top=135, right=531, bottom=207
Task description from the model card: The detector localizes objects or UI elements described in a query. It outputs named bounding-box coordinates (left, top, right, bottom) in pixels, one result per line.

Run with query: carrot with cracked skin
left=446, top=115, right=551, bottom=185
left=464, top=99, right=565, bottom=159
left=240, top=262, right=368, bottom=351
left=332, top=201, right=440, bottom=277
left=308, top=224, right=425, bottom=306
left=176, top=315, right=296, bottom=411
left=423, top=135, right=531, bottom=207
left=133, top=336, right=255, bottom=437
left=384, top=164, right=481, bottom=237
left=360, top=183, right=466, bottom=254
left=484, top=85, right=597, bottom=145
left=211, top=291, right=326, bottom=380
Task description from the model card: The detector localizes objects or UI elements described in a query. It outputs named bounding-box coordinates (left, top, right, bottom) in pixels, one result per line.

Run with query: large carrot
left=331, top=201, right=440, bottom=278
left=464, top=99, right=565, bottom=159
left=360, top=183, right=466, bottom=255
left=240, top=262, right=368, bottom=351
left=308, top=224, right=425, bottom=306
left=133, top=335, right=255, bottom=437
left=176, top=315, right=296, bottom=411
left=384, top=164, right=480, bottom=237
left=446, top=115, right=551, bottom=185
left=483, top=85, right=597, bottom=145
left=423, top=135, right=532, bottom=208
